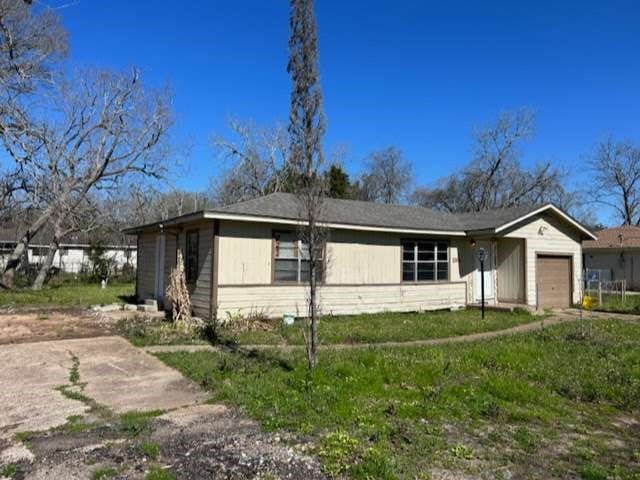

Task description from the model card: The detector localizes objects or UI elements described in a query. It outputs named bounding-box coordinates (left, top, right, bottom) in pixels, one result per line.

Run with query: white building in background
left=0, top=225, right=136, bottom=276
left=25, top=244, right=137, bottom=274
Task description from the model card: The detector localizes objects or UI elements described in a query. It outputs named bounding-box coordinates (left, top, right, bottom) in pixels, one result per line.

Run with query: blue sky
left=57, top=0, right=639, bottom=222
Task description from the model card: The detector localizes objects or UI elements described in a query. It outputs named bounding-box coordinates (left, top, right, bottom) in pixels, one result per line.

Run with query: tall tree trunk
left=31, top=238, right=59, bottom=290
left=32, top=217, right=64, bottom=290
left=306, top=232, right=319, bottom=369
left=0, top=206, right=56, bottom=288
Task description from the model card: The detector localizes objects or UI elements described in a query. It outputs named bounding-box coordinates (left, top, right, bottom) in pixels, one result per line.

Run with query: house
left=123, top=192, right=596, bottom=319
left=583, top=225, right=640, bottom=290
left=0, top=225, right=137, bottom=276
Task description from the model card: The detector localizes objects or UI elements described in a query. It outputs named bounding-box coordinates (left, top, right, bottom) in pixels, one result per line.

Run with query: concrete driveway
left=0, top=336, right=208, bottom=440
left=0, top=336, right=325, bottom=479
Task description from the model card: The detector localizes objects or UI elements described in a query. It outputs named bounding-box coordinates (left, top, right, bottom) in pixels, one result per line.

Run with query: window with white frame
left=273, top=231, right=323, bottom=283
left=402, top=240, right=449, bottom=282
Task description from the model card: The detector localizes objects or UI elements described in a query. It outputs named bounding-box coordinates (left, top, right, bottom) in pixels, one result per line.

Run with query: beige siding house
left=125, top=193, right=595, bottom=319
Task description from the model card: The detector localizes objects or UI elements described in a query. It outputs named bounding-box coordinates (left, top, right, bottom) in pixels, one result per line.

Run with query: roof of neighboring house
left=583, top=225, right=640, bottom=249
left=0, top=224, right=136, bottom=248
left=124, top=192, right=596, bottom=239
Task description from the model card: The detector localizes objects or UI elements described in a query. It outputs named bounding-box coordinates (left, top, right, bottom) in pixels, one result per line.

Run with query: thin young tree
left=287, top=0, right=326, bottom=369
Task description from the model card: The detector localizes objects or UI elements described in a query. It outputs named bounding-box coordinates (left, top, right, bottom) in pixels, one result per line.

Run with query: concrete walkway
left=145, top=309, right=640, bottom=355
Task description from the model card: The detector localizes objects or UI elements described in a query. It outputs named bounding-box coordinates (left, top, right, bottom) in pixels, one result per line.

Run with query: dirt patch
left=14, top=404, right=325, bottom=479
left=0, top=307, right=120, bottom=344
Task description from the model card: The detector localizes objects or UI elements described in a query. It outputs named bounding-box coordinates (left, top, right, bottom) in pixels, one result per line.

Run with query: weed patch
left=119, top=410, right=163, bottom=437
left=145, top=465, right=176, bottom=480
left=138, top=441, right=160, bottom=460
left=68, top=353, right=80, bottom=384
left=92, top=467, right=119, bottom=480
left=0, top=464, right=18, bottom=478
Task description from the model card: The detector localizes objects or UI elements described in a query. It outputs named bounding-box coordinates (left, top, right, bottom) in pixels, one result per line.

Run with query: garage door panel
left=537, top=256, right=571, bottom=308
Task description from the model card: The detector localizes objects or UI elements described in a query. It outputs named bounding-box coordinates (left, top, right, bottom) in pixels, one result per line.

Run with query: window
left=273, top=231, right=323, bottom=283
left=402, top=240, right=448, bottom=282
left=185, top=230, right=199, bottom=284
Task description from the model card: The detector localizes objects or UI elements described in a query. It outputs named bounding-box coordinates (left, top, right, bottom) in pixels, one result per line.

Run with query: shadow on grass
left=201, top=323, right=295, bottom=372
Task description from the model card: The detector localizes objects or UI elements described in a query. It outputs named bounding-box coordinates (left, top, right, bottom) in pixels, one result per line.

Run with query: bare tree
left=210, top=118, right=289, bottom=206
left=588, top=138, right=640, bottom=225
left=1, top=68, right=172, bottom=288
left=287, top=0, right=326, bottom=369
left=0, top=0, right=66, bottom=96
left=354, top=146, right=412, bottom=204
left=0, top=0, right=67, bottom=224
left=412, top=109, right=566, bottom=213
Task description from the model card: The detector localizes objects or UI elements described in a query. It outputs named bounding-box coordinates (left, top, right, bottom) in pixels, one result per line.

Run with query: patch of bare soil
left=11, top=404, right=325, bottom=480
left=0, top=308, right=119, bottom=344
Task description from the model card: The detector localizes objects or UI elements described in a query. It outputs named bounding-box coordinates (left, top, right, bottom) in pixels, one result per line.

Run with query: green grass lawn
left=0, top=282, right=135, bottom=307
left=592, top=293, right=640, bottom=314
left=228, top=308, right=543, bottom=345
left=157, top=319, right=640, bottom=479
left=124, top=308, right=544, bottom=347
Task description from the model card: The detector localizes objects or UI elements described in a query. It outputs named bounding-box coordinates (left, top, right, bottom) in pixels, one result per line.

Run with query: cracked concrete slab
left=0, top=336, right=208, bottom=441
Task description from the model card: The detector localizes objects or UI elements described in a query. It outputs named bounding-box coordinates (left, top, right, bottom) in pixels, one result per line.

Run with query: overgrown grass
left=124, top=308, right=544, bottom=347
left=157, top=319, right=640, bottom=479
left=0, top=281, right=135, bottom=307
left=592, top=293, right=640, bottom=314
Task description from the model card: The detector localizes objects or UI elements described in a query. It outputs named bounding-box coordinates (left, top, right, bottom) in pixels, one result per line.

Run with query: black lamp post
left=478, top=247, right=486, bottom=319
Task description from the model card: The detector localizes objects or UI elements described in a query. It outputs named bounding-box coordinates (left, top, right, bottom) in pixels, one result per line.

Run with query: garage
left=536, top=255, right=572, bottom=308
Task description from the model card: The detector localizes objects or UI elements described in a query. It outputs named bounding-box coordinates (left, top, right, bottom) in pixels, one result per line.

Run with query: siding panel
left=216, top=282, right=467, bottom=319
left=137, top=232, right=157, bottom=301
left=188, top=222, right=214, bottom=318
left=218, top=221, right=272, bottom=285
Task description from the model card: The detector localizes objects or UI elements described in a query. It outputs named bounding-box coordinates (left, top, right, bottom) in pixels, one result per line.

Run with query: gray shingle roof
left=211, top=192, right=546, bottom=232
left=125, top=192, right=595, bottom=238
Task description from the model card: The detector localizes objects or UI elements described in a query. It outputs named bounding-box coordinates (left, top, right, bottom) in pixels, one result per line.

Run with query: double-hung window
left=402, top=240, right=449, bottom=282
left=273, top=231, right=323, bottom=283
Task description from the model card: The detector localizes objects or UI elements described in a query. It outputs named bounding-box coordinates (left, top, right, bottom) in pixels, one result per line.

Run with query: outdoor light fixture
left=469, top=238, right=477, bottom=247
left=477, top=248, right=486, bottom=319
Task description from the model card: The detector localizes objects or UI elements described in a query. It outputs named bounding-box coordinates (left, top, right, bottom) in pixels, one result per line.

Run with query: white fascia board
left=494, top=204, right=597, bottom=240
left=203, top=212, right=467, bottom=237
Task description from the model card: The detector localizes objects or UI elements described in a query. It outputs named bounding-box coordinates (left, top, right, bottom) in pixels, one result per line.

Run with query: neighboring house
left=124, top=192, right=596, bottom=319
left=583, top=225, right=640, bottom=290
left=0, top=226, right=137, bottom=275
